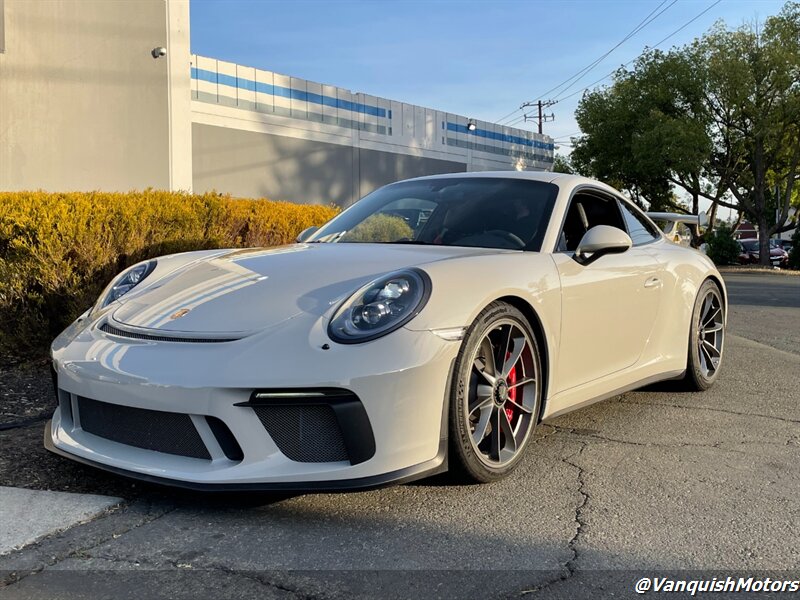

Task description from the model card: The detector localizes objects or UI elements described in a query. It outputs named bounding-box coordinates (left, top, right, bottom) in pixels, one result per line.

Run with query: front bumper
left=44, top=421, right=447, bottom=492
left=47, top=314, right=458, bottom=490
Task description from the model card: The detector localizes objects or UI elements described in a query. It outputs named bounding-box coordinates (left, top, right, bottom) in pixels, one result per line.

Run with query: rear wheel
left=682, top=280, right=725, bottom=391
left=449, top=302, right=542, bottom=483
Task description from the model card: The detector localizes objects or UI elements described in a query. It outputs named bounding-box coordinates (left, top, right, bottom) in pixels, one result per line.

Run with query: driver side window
left=557, top=192, right=625, bottom=252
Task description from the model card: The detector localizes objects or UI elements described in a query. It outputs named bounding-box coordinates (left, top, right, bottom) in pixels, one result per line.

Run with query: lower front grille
left=253, top=404, right=350, bottom=463
left=77, top=397, right=211, bottom=460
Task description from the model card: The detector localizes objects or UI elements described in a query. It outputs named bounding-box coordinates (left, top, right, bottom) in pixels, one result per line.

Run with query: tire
left=681, top=279, right=725, bottom=391
left=448, top=301, right=543, bottom=483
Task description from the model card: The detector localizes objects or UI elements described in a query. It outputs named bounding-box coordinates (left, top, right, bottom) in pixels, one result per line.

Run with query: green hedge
left=704, top=223, right=741, bottom=266
left=789, top=229, right=800, bottom=270
left=0, top=190, right=338, bottom=357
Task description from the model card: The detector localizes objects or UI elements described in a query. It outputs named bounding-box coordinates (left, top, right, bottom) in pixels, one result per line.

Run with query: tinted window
left=740, top=240, right=759, bottom=252
left=618, top=201, right=658, bottom=245
left=309, top=178, right=559, bottom=251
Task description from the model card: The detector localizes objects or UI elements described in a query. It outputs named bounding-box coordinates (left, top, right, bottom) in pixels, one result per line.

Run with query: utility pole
left=521, top=100, right=556, bottom=134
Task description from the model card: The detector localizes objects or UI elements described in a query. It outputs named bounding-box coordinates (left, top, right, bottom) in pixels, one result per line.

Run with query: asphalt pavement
left=0, top=273, right=798, bottom=599
left=723, top=272, right=800, bottom=354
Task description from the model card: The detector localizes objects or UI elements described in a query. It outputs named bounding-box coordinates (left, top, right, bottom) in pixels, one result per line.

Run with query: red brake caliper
left=505, top=353, right=517, bottom=423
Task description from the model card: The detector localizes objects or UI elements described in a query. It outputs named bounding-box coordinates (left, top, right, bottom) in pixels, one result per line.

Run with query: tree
left=698, top=3, right=800, bottom=264
left=571, top=49, right=725, bottom=220
left=704, top=223, right=741, bottom=266
left=572, top=2, right=800, bottom=262
left=789, top=228, right=800, bottom=269
left=552, top=154, right=574, bottom=174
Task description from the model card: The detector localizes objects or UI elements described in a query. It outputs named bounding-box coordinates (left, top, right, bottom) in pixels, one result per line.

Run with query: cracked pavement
left=0, top=272, right=798, bottom=599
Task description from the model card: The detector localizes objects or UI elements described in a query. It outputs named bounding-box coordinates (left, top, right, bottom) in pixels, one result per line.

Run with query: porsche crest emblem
left=169, top=308, right=191, bottom=320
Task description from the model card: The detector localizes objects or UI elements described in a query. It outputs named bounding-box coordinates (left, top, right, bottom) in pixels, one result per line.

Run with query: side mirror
left=296, top=226, right=319, bottom=243
left=575, top=225, right=632, bottom=265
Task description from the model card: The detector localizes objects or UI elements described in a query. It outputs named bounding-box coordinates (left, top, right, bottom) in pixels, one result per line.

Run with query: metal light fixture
left=466, top=119, right=477, bottom=132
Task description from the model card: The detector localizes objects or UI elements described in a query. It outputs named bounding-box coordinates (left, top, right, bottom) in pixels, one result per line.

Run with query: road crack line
left=0, top=503, right=177, bottom=588
left=203, top=563, right=321, bottom=599
left=50, top=552, right=322, bottom=599
left=517, top=441, right=589, bottom=596
left=619, top=399, right=800, bottom=425
left=548, top=425, right=791, bottom=458
left=0, top=413, right=52, bottom=431
left=562, top=443, right=588, bottom=577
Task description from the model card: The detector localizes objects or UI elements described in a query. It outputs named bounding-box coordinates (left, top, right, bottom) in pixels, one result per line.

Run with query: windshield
left=308, top=177, right=559, bottom=251
left=740, top=240, right=759, bottom=251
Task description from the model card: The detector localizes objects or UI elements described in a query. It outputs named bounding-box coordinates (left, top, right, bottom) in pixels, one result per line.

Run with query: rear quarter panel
left=643, top=240, right=727, bottom=370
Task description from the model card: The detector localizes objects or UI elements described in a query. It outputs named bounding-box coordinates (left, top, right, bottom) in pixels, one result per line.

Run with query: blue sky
left=190, top=0, right=787, bottom=154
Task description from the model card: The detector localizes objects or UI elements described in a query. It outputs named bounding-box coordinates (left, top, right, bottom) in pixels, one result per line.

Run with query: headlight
left=328, top=269, right=431, bottom=344
left=96, top=260, right=157, bottom=310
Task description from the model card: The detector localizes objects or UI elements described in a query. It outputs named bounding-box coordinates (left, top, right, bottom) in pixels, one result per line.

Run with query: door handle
left=644, top=277, right=661, bottom=289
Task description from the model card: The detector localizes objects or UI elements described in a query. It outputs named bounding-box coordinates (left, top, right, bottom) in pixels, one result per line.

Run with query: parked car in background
left=738, top=239, right=789, bottom=267
left=774, top=239, right=794, bottom=254
left=736, top=241, right=752, bottom=265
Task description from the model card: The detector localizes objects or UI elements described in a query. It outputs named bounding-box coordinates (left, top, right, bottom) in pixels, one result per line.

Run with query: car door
left=552, top=189, right=664, bottom=394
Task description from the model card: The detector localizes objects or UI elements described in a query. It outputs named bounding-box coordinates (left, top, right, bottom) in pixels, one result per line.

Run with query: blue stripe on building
left=446, top=122, right=554, bottom=151
left=191, top=67, right=387, bottom=118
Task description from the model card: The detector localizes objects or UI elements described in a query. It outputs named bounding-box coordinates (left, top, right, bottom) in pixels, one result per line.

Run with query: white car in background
left=47, top=172, right=727, bottom=490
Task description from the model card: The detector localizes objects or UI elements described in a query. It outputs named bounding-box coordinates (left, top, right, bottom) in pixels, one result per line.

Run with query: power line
left=530, top=0, right=678, bottom=107
left=552, top=131, right=582, bottom=139
left=497, top=0, right=675, bottom=125
left=505, top=0, right=722, bottom=132
left=552, top=0, right=723, bottom=104
left=506, top=111, right=531, bottom=128
left=495, top=105, right=526, bottom=125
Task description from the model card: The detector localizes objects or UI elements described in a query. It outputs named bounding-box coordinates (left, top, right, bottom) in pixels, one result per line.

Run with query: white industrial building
left=0, top=0, right=554, bottom=206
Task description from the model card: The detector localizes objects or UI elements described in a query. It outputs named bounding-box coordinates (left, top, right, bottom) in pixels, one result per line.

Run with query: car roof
left=402, top=170, right=622, bottom=196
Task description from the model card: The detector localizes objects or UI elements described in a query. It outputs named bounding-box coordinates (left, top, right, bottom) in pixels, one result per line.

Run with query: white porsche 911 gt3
left=46, top=172, right=726, bottom=490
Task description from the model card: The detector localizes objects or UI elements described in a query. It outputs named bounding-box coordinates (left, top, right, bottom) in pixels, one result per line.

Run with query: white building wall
left=189, top=54, right=555, bottom=174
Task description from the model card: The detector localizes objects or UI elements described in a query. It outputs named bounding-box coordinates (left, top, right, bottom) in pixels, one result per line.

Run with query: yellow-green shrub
left=0, top=190, right=338, bottom=356
left=340, top=213, right=413, bottom=243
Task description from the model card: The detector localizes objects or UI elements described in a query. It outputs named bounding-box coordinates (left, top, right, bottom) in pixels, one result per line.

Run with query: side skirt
left=541, top=369, right=685, bottom=422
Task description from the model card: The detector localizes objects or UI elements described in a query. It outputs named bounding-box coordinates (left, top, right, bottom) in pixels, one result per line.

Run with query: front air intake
left=77, top=397, right=211, bottom=460
left=253, top=404, right=350, bottom=463
left=238, top=389, right=375, bottom=465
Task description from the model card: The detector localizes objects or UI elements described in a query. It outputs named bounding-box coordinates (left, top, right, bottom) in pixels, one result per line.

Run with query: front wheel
left=449, top=302, right=543, bottom=483
left=682, top=280, right=725, bottom=391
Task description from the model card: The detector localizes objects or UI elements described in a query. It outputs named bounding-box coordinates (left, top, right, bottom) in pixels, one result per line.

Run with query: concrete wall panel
left=193, top=124, right=468, bottom=207
left=255, top=67, right=274, bottom=114
left=192, top=123, right=355, bottom=205
left=357, top=148, right=466, bottom=201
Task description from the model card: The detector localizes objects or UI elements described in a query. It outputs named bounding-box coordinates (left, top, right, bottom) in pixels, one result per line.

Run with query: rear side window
left=618, top=201, right=659, bottom=245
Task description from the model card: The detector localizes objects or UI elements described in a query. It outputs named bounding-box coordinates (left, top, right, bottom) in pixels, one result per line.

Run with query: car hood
left=110, top=243, right=511, bottom=334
